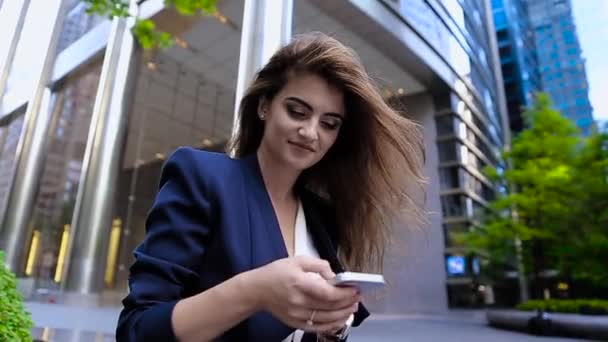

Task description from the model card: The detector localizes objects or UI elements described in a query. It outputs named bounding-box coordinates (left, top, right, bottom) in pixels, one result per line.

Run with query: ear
left=257, top=96, right=270, bottom=118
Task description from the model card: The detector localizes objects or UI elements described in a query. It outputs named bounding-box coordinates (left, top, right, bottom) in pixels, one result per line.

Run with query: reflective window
left=57, top=0, right=105, bottom=52
left=0, top=111, right=26, bottom=225
left=441, top=194, right=466, bottom=217
left=472, top=200, right=487, bottom=219
left=438, top=141, right=460, bottom=162
left=443, top=223, right=469, bottom=248
left=26, top=60, right=102, bottom=288
left=436, top=115, right=456, bottom=136
left=439, top=167, right=460, bottom=189
left=111, top=0, right=244, bottom=289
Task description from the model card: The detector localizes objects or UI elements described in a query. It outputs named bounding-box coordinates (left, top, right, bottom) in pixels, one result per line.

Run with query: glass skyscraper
left=527, top=0, right=594, bottom=135
left=492, top=0, right=541, bottom=133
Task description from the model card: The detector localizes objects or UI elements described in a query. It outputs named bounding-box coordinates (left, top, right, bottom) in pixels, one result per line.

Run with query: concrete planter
left=487, top=310, right=608, bottom=340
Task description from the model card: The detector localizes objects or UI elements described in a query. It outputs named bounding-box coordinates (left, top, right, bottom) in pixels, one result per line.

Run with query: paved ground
left=27, top=302, right=591, bottom=341
left=349, top=315, right=589, bottom=341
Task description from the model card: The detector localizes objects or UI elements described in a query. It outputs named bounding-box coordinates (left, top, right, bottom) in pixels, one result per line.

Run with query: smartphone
left=329, top=272, right=385, bottom=292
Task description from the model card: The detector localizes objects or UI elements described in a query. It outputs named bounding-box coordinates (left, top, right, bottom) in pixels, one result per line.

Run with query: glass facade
left=527, top=0, right=594, bottom=136
left=57, top=0, right=105, bottom=52
left=0, top=111, right=25, bottom=225
left=27, top=60, right=102, bottom=288
left=111, top=13, right=242, bottom=287
left=492, top=0, right=541, bottom=133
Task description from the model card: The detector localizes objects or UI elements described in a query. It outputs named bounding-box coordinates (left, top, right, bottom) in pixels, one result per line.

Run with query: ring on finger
left=306, top=309, right=316, bottom=326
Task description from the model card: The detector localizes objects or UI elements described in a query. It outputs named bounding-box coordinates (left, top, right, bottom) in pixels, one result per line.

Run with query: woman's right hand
left=249, top=256, right=361, bottom=333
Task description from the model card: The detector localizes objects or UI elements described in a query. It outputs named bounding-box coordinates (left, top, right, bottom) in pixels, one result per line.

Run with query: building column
left=0, top=0, right=66, bottom=273
left=0, top=0, right=31, bottom=100
left=63, top=2, right=139, bottom=294
left=232, top=0, right=293, bottom=137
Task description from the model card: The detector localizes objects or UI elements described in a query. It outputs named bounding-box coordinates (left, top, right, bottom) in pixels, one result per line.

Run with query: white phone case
left=330, top=272, right=385, bottom=292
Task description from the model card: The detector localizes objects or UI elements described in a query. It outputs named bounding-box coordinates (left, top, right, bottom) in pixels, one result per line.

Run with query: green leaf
left=0, top=251, right=34, bottom=341
left=82, top=0, right=219, bottom=49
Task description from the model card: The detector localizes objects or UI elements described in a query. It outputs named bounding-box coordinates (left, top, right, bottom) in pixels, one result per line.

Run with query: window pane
left=27, top=60, right=102, bottom=288
left=438, top=141, right=459, bottom=162
left=0, top=112, right=26, bottom=224
left=439, top=167, right=460, bottom=189
left=441, top=194, right=465, bottom=217
left=436, top=115, right=455, bottom=136
left=57, top=1, right=105, bottom=52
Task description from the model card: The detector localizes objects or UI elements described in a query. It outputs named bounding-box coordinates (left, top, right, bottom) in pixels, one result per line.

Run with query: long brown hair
left=228, top=32, right=426, bottom=272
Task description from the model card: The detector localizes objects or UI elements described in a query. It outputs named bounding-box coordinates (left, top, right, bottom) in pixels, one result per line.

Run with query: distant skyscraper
left=492, top=0, right=541, bottom=133
left=527, top=0, right=594, bottom=135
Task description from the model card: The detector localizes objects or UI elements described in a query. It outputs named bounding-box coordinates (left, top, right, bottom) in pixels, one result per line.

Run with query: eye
left=321, top=120, right=341, bottom=130
left=289, top=109, right=306, bottom=118
left=286, top=104, right=307, bottom=119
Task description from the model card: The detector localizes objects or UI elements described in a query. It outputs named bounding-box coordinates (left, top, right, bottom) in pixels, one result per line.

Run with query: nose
left=298, top=119, right=319, bottom=142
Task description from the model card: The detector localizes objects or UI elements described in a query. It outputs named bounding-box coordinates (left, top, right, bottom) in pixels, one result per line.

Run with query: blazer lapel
left=299, top=191, right=345, bottom=273
left=241, top=154, right=289, bottom=261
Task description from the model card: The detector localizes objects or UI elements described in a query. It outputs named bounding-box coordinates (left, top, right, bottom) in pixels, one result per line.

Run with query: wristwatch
left=320, top=314, right=354, bottom=341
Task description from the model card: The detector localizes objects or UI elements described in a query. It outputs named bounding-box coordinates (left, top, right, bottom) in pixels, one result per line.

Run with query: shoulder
left=166, top=147, right=235, bottom=172
left=162, top=147, right=238, bottom=187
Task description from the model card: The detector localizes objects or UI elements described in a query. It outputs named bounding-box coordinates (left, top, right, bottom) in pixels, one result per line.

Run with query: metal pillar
left=0, top=0, right=31, bottom=101
left=231, top=0, right=293, bottom=140
left=63, top=1, right=139, bottom=294
left=0, top=0, right=66, bottom=273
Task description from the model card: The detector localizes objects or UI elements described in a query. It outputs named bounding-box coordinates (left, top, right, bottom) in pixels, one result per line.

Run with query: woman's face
left=258, top=72, right=345, bottom=171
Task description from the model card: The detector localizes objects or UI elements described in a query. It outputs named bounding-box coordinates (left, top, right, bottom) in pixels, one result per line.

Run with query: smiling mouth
left=288, top=141, right=315, bottom=152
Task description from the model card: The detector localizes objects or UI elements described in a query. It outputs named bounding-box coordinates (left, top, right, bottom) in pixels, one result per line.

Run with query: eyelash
left=288, top=109, right=306, bottom=119
left=288, top=107, right=341, bottom=130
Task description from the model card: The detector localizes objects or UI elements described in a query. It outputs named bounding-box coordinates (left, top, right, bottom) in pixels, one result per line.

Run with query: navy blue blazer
left=116, top=147, right=369, bottom=341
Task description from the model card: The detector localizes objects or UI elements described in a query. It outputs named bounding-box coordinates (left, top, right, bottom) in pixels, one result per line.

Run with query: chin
left=284, top=153, right=318, bottom=171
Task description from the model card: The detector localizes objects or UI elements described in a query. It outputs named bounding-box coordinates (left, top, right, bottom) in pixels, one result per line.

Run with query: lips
left=288, top=141, right=315, bottom=152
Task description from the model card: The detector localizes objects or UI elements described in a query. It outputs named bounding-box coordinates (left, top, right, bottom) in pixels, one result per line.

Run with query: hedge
left=0, top=251, right=34, bottom=341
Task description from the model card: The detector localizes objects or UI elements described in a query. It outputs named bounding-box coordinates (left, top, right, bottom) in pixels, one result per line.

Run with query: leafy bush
left=517, top=299, right=608, bottom=315
left=0, top=251, right=33, bottom=341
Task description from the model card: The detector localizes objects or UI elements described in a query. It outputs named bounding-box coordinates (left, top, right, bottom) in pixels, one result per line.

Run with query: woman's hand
left=249, top=256, right=360, bottom=333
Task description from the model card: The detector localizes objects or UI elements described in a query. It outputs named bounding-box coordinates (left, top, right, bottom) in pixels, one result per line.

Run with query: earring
left=259, top=112, right=265, bottom=120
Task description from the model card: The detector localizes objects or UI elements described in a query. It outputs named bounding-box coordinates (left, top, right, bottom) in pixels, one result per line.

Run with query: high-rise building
left=0, top=0, right=508, bottom=311
left=527, top=0, right=594, bottom=135
left=492, top=0, right=541, bottom=133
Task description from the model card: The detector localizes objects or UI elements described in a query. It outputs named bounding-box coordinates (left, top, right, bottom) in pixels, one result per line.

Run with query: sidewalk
left=26, top=303, right=588, bottom=341
left=27, top=302, right=120, bottom=335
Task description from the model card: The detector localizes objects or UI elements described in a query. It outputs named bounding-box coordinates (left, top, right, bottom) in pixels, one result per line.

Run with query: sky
left=572, top=0, right=608, bottom=123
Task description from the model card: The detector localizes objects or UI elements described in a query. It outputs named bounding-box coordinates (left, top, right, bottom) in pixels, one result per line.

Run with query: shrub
left=517, top=299, right=608, bottom=315
left=0, top=251, right=33, bottom=341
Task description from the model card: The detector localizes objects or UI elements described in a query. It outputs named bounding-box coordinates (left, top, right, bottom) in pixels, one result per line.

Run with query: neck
left=256, top=147, right=300, bottom=203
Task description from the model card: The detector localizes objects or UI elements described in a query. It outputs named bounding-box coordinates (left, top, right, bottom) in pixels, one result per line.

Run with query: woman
left=117, top=32, right=425, bottom=342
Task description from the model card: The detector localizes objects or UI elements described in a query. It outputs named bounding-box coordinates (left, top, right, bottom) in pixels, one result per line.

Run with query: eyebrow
left=285, top=96, right=344, bottom=119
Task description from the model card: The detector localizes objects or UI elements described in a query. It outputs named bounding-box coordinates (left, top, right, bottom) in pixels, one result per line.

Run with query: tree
left=460, top=93, right=608, bottom=299
left=83, top=0, right=218, bottom=49
left=559, top=123, right=608, bottom=286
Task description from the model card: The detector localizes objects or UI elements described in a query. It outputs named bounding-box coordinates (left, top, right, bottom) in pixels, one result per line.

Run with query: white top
left=283, top=200, right=319, bottom=342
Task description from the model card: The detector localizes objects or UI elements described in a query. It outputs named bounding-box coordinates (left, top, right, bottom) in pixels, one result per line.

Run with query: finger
left=303, top=293, right=361, bottom=311
left=300, top=280, right=359, bottom=305
left=308, top=303, right=358, bottom=325
left=294, top=256, right=335, bottom=279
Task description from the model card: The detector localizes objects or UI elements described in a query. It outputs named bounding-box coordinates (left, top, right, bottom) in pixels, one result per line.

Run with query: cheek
left=319, top=130, right=340, bottom=154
